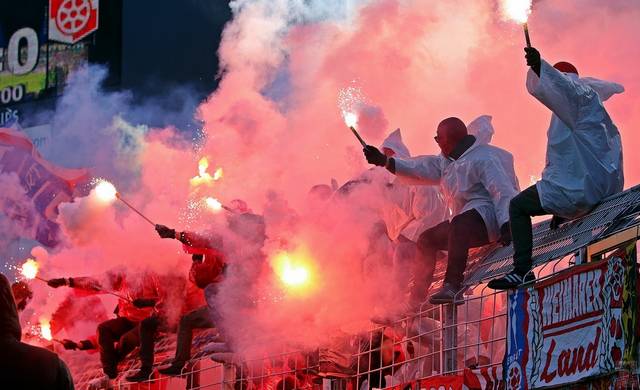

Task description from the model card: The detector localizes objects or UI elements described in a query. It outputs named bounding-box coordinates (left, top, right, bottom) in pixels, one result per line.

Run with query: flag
left=0, top=128, right=89, bottom=246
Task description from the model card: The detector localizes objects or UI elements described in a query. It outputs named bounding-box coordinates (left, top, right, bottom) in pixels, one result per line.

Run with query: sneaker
left=428, top=283, right=461, bottom=305
left=125, top=367, right=153, bottom=383
left=487, top=272, right=534, bottom=290
left=158, top=363, right=186, bottom=377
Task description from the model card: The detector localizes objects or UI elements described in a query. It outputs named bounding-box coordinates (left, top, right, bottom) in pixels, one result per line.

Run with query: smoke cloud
left=7, top=0, right=639, bottom=365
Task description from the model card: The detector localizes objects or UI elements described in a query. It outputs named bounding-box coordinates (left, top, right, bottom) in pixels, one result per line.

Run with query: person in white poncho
left=489, top=46, right=624, bottom=290
left=363, top=117, right=520, bottom=304
left=377, top=129, right=448, bottom=310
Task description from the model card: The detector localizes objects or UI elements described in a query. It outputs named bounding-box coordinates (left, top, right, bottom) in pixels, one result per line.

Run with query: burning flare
left=191, top=157, right=223, bottom=187
left=272, top=250, right=315, bottom=292
left=501, top=0, right=532, bottom=23
left=343, top=111, right=358, bottom=128
left=94, top=180, right=118, bottom=202
left=205, top=197, right=223, bottom=213
left=21, top=259, right=39, bottom=280
left=40, top=318, right=52, bottom=341
left=213, top=167, right=224, bottom=181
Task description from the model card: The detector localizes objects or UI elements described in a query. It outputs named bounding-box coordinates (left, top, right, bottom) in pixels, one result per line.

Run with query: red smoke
left=24, top=0, right=639, bottom=360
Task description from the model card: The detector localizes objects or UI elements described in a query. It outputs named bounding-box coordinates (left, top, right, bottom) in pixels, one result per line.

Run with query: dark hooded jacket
left=0, top=273, right=74, bottom=389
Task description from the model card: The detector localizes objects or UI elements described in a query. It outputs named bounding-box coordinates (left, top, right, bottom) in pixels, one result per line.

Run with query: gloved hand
left=61, top=339, right=78, bottom=350
left=525, top=47, right=541, bottom=76
left=498, top=222, right=512, bottom=246
left=155, top=224, right=176, bottom=239
left=47, top=278, right=68, bottom=288
left=78, top=339, right=95, bottom=350
left=132, top=298, right=157, bottom=308
left=363, top=145, right=387, bottom=167
left=549, top=215, right=567, bottom=230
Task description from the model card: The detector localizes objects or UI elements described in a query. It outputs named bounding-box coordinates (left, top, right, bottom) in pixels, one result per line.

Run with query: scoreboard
left=0, top=0, right=98, bottom=124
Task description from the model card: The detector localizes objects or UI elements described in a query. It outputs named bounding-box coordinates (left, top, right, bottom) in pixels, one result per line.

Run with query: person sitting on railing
left=47, top=269, right=163, bottom=380
left=363, top=117, right=520, bottom=304
left=488, top=46, right=624, bottom=290
left=147, top=224, right=226, bottom=378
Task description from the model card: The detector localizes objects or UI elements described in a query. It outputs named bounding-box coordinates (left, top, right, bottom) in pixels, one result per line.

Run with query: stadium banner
left=0, top=127, right=88, bottom=246
left=504, top=242, right=638, bottom=389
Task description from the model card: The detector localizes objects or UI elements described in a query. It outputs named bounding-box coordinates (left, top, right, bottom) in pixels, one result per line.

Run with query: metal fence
left=69, top=186, right=640, bottom=390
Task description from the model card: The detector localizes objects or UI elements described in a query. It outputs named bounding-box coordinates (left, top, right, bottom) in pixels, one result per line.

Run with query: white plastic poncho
left=378, top=129, right=447, bottom=241
left=393, top=123, right=520, bottom=242
left=526, top=60, right=624, bottom=219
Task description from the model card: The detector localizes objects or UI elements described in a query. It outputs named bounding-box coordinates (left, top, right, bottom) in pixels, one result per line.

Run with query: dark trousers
left=97, top=317, right=140, bottom=372
left=138, top=315, right=168, bottom=369
left=416, top=209, right=489, bottom=288
left=173, top=306, right=216, bottom=366
left=510, top=185, right=547, bottom=274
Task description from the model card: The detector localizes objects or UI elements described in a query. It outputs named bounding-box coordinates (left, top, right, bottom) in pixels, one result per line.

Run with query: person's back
left=0, top=273, right=74, bottom=390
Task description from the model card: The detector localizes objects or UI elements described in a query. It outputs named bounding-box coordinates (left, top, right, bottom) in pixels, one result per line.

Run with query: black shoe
left=429, top=283, right=461, bottom=305
left=487, top=272, right=534, bottom=290
left=159, top=363, right=186, bottom=377
left=126, top=367, right=153, bottom=383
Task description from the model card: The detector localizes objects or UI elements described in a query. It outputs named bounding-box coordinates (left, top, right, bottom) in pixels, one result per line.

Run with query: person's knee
left=141, top=317, right=158, bottom=331
left=509, top=193, right=528, bottom=217
left=449, top=214, right=470, bottom=236
left=417, top=230, right=438, bottom=251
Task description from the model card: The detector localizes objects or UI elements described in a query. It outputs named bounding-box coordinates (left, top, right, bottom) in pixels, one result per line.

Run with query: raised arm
left=47, top=276, right=103, bottom=294
left=391, top=155, right=444, bottom=185
left=525, top=48, right=584, bottom=129
left=363, top=144, right=443, bottom=185
left=156, top=224, right=222, bottom=250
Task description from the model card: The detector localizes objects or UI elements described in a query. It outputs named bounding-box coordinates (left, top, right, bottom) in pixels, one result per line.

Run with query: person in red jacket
left=47, top=269, right=162, bottom=379
left=132, top=224, right=227, bottom=378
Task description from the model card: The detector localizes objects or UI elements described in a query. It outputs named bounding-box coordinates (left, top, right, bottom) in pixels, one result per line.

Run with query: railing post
left=443, top=303, right=458, bottom=374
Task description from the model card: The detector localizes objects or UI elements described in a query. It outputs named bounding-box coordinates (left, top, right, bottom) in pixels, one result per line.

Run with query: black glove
left=78, top=339, right=95, bottom=350
left=363, top=145, right=387, bottom=167
left=155, top=224, right=176, bottom=239
left=498, top=222, right=512, bottom=246
left=549, top=215, right=567, bottom=230
left=47, top=278, right=68, bottom=288
left=61, top=339, right=78, bottom=350
left=524, top=47, right=541, bottom=76
left=132, top=298, right=157, bottom=308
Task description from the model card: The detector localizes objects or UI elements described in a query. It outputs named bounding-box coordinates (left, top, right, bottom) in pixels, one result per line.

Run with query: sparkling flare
left=94, top=180, right=118, bottom=202
left=205, top=197, right=223, bottom=213
left=21, top=259, right=39, bottom=280
left=343, top=112, right=358, bottom=128
left=40, top=318, right=52, bottom=341
left=338, top=84, right=365, bottom=128
left=501, top=0, right=532, bottom=24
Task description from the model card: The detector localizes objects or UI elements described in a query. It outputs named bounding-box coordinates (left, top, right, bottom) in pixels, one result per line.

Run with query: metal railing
left=68, top=186, right=640, bottom=390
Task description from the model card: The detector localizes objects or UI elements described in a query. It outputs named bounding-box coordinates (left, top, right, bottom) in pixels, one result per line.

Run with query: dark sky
left=121, top=0, right=232, bottom=101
